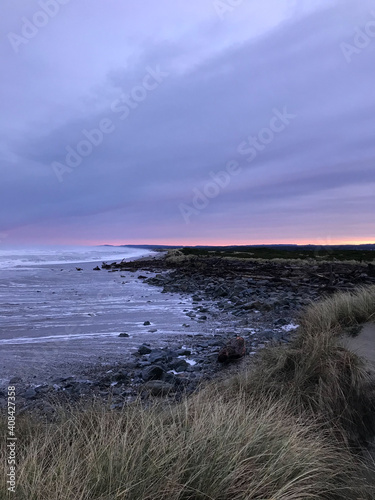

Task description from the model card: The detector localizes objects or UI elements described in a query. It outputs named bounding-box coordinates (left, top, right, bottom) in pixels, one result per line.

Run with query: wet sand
left=0, top=259, right=216, bottom=387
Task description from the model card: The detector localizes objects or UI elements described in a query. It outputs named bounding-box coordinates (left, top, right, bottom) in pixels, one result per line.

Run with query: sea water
left=0, top=246, right=198, bottom=385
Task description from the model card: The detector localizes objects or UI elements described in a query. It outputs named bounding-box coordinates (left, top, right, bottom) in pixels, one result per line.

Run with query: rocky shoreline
left=2, top=252, right=374, bottom=418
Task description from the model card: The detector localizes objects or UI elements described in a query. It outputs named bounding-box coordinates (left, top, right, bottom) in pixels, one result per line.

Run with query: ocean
left=0, top=246, right=200, bottom=386
left=0, top=245, right=149, bottom=270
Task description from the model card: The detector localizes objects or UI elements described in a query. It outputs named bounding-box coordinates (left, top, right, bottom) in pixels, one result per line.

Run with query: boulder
left=141, top=365, right=165, bottom=381
left=218, top=337, right=246, bottom=363
left=23, top=388, right=37, bottom=400
left=138, top=344, right=152, bottom=355
left=113, top=370, right=129, bottom=383
left=176, top=348, right=191, bottom=356
left=9, top=376, right=22, bottom=384
left=118, top=333, right=129, bottom=337
left=148, top=350, right=168, bottom=364
left=169, top=359, right=189, bottom=372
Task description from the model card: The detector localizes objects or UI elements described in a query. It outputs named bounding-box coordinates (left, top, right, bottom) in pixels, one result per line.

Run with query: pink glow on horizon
left=76, top=238, right=375, bottom=247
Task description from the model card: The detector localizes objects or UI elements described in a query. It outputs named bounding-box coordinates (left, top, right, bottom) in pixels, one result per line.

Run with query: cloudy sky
left=0, top=0, right=374, bottom=246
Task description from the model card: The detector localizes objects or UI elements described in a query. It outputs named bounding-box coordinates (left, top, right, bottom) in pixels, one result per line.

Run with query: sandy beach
left=343, top=322, right=375, bottom=373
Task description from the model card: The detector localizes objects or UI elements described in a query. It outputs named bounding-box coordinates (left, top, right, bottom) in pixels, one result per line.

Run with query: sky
left=0, top=0, right=374, bottom=246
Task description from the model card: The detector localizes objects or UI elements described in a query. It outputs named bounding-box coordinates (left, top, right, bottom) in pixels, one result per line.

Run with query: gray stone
left=148, top=351, right=168, bottom=364
left=170, top=359, right=189, bottom=372
left=113, top=370, right=129, bottom=382
left=35, top=385, right=50, bottom=394
left=163, top=373, right=177, bottom=385
left=138, top=344, right=152, bottom=355
left=52, top=376, right=75, bottom=384
left=141, top=365, right=165, bottom=381
left=23, top=388, right=37, bottom=400
left=176, top=349, right=191, bottom=356
left=9, top=376, right=22, bottom=384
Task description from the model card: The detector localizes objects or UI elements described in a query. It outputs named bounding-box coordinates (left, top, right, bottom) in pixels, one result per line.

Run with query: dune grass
left=299, top=285, right=375, bottom=334
left=1, top=393, right=373, bottom=500
left=1, top=286, right=375, bottom=499
left=220, top=286, right=375, bottom=447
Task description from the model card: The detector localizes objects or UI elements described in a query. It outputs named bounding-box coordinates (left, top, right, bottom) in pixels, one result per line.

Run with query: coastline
left=1, top=251, right=375, bottom=498
left=1, top=251, right=374, bottom=415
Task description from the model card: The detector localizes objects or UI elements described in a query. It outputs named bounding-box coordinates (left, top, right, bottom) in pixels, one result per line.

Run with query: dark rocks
left=93, top=266, right=101, bottom=271
left=141, top=365, right=165, bottom=381
left=113, top=370, right=129, bottom=383
left=23, top=388, right=37, bottom=400
left=176, top=349, right=191, bottom=356
left=138, top=275, right=147, bottom=279
left=218, top=337, right=246, bottom=363
left=35, top=384, right=51, bottom=395
left=76, top=267, right=82, bottom=271
left=52, top=376, right=75, bottom=384
left=148, top=350, right=168, bottom=364
left=138, top=344, right=152, bottom=355
left=169, top=359, right=190, bottom=372
left=261, top=329, right=280, bottom=341
left=118, top=333, right=129, bottom=337
left=9, top=376, right=22, bottom=384
left=274, top=318, right=289, bottom=327
left=143, top=321, right=151, bottom=326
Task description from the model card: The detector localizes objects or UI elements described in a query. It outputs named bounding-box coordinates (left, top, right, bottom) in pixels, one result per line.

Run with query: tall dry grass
left=299, top=285, right=375, bottom=334
left=1, top=394, right=373, bottom=500
left=220, top=286, right=375, bottom=448
left=1, top=286, right=375, bottom=499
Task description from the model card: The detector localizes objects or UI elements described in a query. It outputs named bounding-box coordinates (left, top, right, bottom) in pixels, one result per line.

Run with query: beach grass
left=1, top=286, right=375, bottom=499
